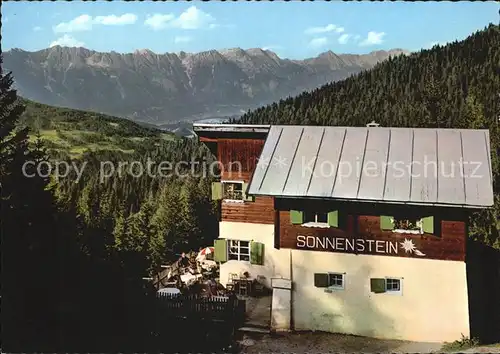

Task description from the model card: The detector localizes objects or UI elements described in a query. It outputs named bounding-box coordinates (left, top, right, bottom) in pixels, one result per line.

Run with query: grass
left=21, top=97, right=178, bottom=157
left=160, top=133, right=176, bottom=141
left=30, top=129, right=167, bottom=158
left=440, top=334, right=481, bottom=352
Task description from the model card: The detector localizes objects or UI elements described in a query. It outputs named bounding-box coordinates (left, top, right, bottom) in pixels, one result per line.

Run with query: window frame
left=227, top=239, right=251, bottom=262
left=221, top=180, right=245, bottom=203
left=302, top=211, right=330, bottom=228
left=326, top=272, right=345, bottom=291
left=384, top=277, right=403, bottom=295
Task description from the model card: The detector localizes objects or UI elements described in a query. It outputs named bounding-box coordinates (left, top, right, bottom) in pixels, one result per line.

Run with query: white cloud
left=305, top=24, right=344, bottom=35
left=54, top=15, right=93, bottom=32
left=145, top=6, right=216, bottom=31
left=50, top=34, right=85, bottom=47
left=173, top=6, right=215, bottom=29
left=144, top=13, right=175, bottom=30
left=174, top=36, right=192, bottom=44
left=353, top=35, right=361, bottom=41
left=33, top=26, right=42, bottom=32
left=305, top=24, right=339, bottom=35
left=94, top=13, right=137, bottom=25
left=309, top=37, right=328, bottom=48
left=53, top=13, right=137, bottom=33
left=359, top=31, right=386, bottom=46
left=338, top=34, right=350, bottom=44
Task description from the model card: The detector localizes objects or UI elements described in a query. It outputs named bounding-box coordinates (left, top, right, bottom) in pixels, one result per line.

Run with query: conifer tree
left=0, top=57, right=62, bottom=351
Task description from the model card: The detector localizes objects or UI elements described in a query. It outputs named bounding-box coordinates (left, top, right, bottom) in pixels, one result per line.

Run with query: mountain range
left=3, top=46, right=409, bottom=125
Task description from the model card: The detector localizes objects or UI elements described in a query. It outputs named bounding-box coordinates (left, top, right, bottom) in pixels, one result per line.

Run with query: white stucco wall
left=217, top=221, right=470, bottom=342
left=218, top=221, right=291, bottom=288
left=291, top=249, right=470, bottom=343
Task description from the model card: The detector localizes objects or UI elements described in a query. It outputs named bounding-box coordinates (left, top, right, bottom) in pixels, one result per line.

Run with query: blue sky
left=2, top=1, right=498, bottom=59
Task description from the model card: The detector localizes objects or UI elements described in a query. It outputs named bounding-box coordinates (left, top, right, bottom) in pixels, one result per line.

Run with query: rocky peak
left=134, top=48, right=156, bottom=56
left=182, top=49, right=226, bottom=68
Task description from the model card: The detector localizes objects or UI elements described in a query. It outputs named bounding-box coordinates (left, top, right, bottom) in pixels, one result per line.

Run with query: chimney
left=366, top=120, right=380, bottom=127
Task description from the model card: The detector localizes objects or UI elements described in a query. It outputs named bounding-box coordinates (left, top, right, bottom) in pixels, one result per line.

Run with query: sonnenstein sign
left=296, top=235, right=426, bottom=257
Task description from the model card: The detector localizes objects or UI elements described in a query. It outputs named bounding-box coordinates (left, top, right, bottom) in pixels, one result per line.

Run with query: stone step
left=237, top=325, right=270, bottom=334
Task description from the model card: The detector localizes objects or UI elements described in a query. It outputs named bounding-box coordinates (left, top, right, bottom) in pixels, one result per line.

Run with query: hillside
left=3, top=46, right=407, bottom=124
left=20, top=99, right=176, bottom=157
left=239, top=25, right=499, bottom=129
left=238, top=24, right=500, bottom=247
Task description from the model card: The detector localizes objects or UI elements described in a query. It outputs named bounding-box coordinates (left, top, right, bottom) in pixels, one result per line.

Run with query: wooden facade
left=276, top=198, right=467, bottom=261
left=200, top=135, right=275, bottom=225
left=221, top=196, right=275, bottom=224
left=217, top=139, right=264, bottom=175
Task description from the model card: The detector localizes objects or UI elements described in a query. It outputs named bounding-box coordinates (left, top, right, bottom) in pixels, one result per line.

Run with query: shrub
left=441, top=334, right=480, bottom=351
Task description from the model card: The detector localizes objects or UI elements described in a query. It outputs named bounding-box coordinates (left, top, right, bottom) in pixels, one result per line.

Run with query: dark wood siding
left=218, top=139, right=265, bottom=174
left=222, top=196, right=275, bottom=224
left=216, top=138, right=275, bottom=224
left=277, top=199, right=467, bottom=262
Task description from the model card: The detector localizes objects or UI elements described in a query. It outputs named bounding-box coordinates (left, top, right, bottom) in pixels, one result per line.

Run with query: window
left=393, top=217, right=422, bottom=234
left=304, top=211, right=328, bottom=224
left=314, top=272, right=345, bottom=291
left=228, top=240, right=250, bottom=261
left=385, top=278, right=403, bottom=295
left=222, top=181, right=244, bottom=202
left=380, top=215, right=434, bottom=235
left=385, top=278, right=401, bottom=291
left=328, top=273, right=345, bottom=289
left=370, top=277, right=403, bottom=294
left=291, top=210, right=339, bottom=228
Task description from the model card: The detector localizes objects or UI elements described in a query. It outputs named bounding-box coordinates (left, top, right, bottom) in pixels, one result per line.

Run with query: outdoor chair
left=238, top=279, right=249, bottom=296
left=226, top=273, right=238, bottom=292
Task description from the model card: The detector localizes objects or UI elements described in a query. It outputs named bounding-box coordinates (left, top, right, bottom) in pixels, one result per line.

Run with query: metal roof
left=247, top=125, right=494, bottom=208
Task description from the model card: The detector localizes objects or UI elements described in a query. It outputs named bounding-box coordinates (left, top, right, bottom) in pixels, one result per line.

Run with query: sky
left=2, top=1, right=499, bottom=60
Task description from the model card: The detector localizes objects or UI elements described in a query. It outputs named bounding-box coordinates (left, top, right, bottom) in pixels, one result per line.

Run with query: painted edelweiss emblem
left=399, top=238, right=426, bottom=256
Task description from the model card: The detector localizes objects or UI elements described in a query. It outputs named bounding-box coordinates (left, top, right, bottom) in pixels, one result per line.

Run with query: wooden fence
left=153, top=294, right=246, bottom=352
left=156, top=293, right=246, bottom=322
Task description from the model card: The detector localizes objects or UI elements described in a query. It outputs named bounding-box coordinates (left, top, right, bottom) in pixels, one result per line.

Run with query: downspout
left=290, top=249, right=294, bottom=331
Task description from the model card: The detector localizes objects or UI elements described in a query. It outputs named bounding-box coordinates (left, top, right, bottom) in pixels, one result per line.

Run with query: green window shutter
left=380, top=215, right=394, bottom=231
left=370, top=278, right=386, bottom=293
left=328, top=210, right=339, bottom=228
left=211, top=182, right=222, bottom=201
left=314, top=273, right=329, bottom=288
left=421, top=216, right=434, bottom=234
left=242, top=182, right=255, bottom=202
left=214, top=239, right=227, bottom=262
left=250, top=241, right=265, bottom=265
left=290, top=210, right=304, bottom=224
